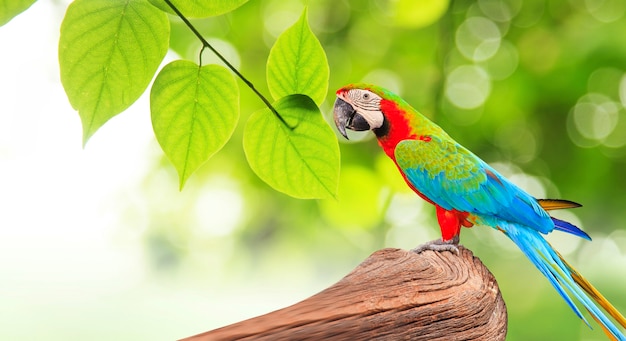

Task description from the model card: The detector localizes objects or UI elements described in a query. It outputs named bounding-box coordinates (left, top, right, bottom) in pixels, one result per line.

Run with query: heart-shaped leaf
left=266, top=8, right=329, bottom=106
left=243, top=94, right=339, bottom=199
left=151, top=60, right=239, bottom=189
left=59, top=0, right=169, bottom=144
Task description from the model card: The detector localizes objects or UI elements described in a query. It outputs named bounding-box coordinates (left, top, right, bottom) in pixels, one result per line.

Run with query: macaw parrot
left=333, top=83, right=626, bottom=340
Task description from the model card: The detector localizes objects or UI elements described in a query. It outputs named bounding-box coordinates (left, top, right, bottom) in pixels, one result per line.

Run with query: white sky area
left=0, top=4, right=149, bottom=274
left=0, top=2, right=156, bottom=339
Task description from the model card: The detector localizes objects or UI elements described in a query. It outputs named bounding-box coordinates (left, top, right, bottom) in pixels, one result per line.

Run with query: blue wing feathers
left=397, top=138, right=554, bottom=233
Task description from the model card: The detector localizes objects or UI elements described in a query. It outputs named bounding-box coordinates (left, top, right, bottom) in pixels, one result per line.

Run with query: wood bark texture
left=181, top=245, right=507, bottom=341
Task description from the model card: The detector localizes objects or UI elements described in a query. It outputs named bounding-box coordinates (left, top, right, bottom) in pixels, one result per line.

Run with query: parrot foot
left=412, top=236, right=460, bottom=255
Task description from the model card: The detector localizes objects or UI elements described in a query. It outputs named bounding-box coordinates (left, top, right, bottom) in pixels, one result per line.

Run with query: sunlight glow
left=194, top=177, right=244, bottom=237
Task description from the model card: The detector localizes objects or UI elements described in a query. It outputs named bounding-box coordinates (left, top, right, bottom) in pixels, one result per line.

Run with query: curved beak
left=333, top=97, right=371, bottom=140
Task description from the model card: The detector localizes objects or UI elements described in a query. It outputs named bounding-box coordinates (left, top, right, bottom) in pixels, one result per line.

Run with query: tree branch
left=181, top=245, right=507, bottom=341
left=162, top=0, right=291, bottom=128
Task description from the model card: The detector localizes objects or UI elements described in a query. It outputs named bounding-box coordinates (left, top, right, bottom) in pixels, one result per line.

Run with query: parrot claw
left=412, top=236, right=460, bottom=255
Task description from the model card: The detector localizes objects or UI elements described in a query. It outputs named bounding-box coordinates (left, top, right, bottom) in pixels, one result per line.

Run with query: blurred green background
left=1, top=0, right=625, bottom=340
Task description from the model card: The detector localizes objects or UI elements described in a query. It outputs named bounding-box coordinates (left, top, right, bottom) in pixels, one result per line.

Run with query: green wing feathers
left=395, top=136, right=485, bottom=191
left=394, top=136, right=554, bottom=232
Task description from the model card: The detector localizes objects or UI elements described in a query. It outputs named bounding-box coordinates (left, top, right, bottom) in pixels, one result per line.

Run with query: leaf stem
left=198, top=45, right=206, bottom=66
left=163, top=0, right=292, bottom=128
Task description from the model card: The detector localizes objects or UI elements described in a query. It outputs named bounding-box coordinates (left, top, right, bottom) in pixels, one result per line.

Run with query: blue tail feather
left=500, top=221, right=626, bottom=340
left=552, top=217, right=591, bottom=240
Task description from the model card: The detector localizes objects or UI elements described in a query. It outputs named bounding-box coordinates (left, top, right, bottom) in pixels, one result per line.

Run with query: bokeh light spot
left=441, top=99, right=484, bottom=126
left=309, top=0, right=351, bottom=33
left=513, top=0, right=545, bottom=28
left=478, top=0, right=522, bottom=22
left=587, top=67, right=623, bottom=97
left=262, top=1, right=303, bottom=38
left=585, top=0, right=626, bottom=23
left=567, top=113, right=601, bottom=148
left=445, top=65, right=491, bottom=109
left=571, top=93, right=619, bottom=141
left=494, top=120, right=538, bottom=163
left=455, top=16, right=501, bottom=62
left=481, top=39, right=519, bottom=80
left=603, top=111, right=626, bottom=149
left=384, top=193, right=435, bottom=249
left=362, top=69, right=403, bottom=95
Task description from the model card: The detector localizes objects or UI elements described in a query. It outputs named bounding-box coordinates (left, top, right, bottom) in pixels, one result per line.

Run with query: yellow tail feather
left=590, top=313, right=619, bottom=341
left=537, top=199, right=582, bottom=211
left=558, top=253, right=626, bottom=334
left=570, top=270, right=626, bottom=329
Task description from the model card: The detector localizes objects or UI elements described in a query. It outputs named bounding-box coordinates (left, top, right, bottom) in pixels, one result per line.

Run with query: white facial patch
left=346, top=89, right=384, bottom=129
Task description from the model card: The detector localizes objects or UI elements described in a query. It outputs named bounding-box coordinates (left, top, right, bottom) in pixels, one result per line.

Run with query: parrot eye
left=362, top=93, right=370, bottom=100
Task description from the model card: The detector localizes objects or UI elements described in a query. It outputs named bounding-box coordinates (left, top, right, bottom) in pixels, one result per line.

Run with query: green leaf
left=266, top=8, right=329, bottom=106
left=149, top=0, right=248, bottom=18
left=0, top=0, right=36, bottom=27
left=151, top=60, right=239, bottom=189
left=243, top=94, right=339, bottom=199
left=59, top=0, right=169, bottom=144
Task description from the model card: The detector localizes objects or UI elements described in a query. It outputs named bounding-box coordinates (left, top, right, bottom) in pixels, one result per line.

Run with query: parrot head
left=333, top=84, right=388, bottom=140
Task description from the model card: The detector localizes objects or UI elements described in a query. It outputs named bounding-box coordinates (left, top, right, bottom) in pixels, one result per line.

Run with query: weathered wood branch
left=181, top=245, right=507, bottom=341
